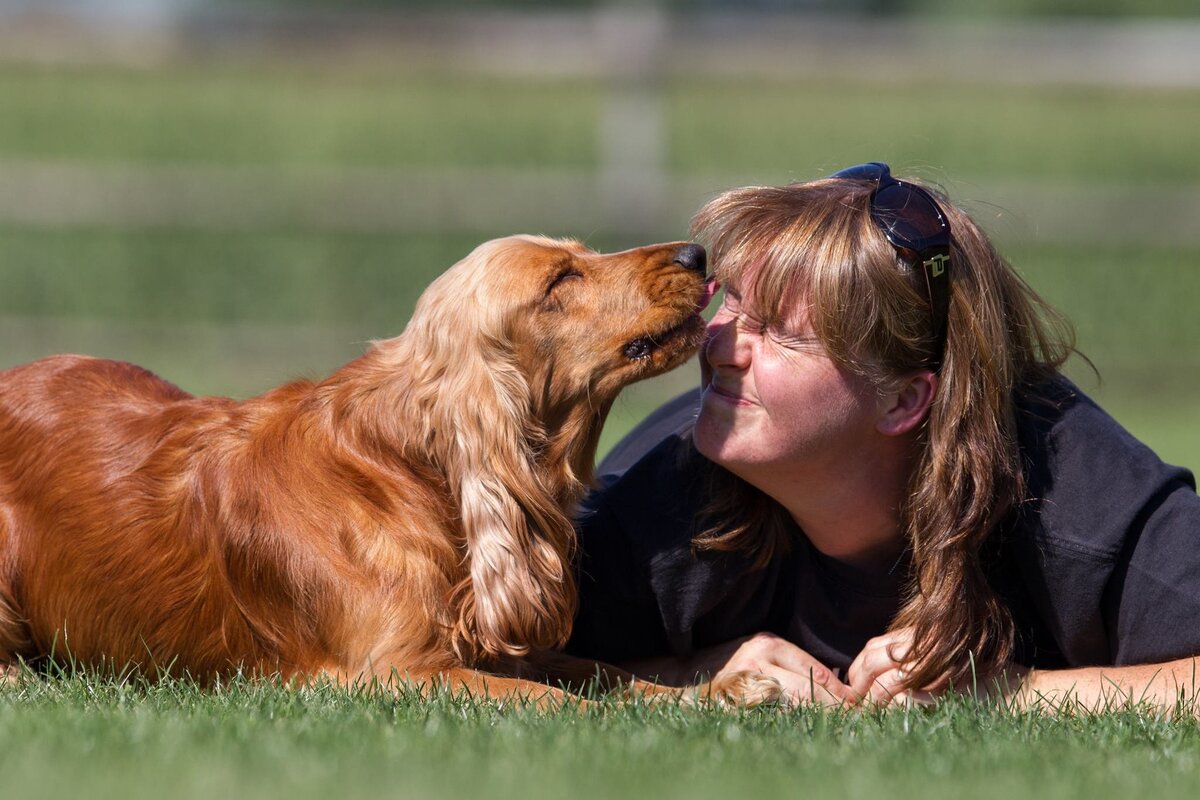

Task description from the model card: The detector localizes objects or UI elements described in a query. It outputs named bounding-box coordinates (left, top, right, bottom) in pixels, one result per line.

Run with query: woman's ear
left=876, top=371, right=938, bottom=437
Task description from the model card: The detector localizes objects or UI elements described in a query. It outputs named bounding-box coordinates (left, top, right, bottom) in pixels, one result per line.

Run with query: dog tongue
left=695, top=279, right=719, bottom=313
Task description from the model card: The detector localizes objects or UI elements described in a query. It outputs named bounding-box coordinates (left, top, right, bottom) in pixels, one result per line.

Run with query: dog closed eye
left=546, top=268, right=583, bottom=294
left=539, top=268, right=584, bottom=312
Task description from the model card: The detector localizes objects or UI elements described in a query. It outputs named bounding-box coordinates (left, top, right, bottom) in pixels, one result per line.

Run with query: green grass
left=5, top=672, right=1200, bottom=800
left=1011, top=244, right=1200, bottom=364
left=1014, top=243, right=1200, bottom=470
left=0, top=226, right=489, bottom=328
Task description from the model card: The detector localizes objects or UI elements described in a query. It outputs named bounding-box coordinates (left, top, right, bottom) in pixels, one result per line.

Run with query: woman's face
left=693, top=283, right=885, bottom=481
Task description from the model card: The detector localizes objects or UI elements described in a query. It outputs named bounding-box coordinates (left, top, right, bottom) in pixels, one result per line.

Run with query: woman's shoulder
left=581, top=387, right=709, bottom=556
left=596, top=387, right=703, bottom=479
left=1013, top=374, right=1196, bottom=559
left=1009, top=375, right=1200, bottom=666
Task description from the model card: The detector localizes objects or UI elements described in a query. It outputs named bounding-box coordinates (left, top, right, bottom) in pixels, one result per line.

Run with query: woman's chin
left=693, top=407, right=740, bottom=465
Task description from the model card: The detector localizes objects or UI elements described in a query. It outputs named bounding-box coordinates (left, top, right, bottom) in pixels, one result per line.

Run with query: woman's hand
left=846, top=628, right=1030, bottom=707
left=845, top=628, right=931, bottom=706
left=706, top=632, right=855, bottom=706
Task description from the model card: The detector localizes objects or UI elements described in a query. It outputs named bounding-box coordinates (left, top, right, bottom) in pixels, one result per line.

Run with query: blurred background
left=0, top=0, right=1197, bottom=467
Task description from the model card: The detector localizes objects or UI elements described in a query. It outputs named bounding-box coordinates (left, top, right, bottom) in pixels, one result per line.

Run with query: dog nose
left=672, top=244, right=707, bottom=275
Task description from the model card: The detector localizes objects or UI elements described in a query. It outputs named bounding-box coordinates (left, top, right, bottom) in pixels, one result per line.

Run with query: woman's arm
left=848, top=628, right=1200, bottom=714
left=1016, top=658, right=1200, bottom=713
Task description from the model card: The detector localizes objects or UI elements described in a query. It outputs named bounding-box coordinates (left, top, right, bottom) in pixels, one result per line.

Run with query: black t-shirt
left=566, top=378, right=1200, bottom=673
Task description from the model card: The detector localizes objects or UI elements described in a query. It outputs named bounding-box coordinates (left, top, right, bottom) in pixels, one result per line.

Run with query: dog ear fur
left=392, top=254, right=577, bottom=664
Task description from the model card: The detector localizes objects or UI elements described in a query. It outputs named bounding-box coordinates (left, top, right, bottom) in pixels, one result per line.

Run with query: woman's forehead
left=724, top=262, right=813, bottom=326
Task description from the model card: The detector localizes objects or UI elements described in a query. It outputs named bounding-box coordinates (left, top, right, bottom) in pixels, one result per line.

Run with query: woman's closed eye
left=721, top=292, right=768, bottom=333
left=736, top=314, right=770, bottom=336
left=719, top=291, right=824, bottom=355
left=765, top=329, right=823, bottom=352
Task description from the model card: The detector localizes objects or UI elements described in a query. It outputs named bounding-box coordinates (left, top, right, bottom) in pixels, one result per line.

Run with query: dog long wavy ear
left=447, top=344, right=579, bottom=664
left=398, top=282, right=578, bottom=664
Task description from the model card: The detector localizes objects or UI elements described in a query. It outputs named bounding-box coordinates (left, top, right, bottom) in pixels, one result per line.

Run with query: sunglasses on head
left=831, top=162, right=951, bottom=372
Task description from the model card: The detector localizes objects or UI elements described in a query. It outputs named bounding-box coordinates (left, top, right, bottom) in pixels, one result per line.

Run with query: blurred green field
left=1, top=62, right=1197, bottom=469
left=670, top=80, right=1200, bottom=185
left=4, top=66, right=1200, bottom=183
left=0, top=66, right=601, bottom=168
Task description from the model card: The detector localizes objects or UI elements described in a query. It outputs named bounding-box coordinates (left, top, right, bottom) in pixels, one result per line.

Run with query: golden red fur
left=0, top=235, right=777, bottom=705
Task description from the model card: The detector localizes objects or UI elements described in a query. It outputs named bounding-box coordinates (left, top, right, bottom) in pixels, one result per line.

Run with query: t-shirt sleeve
left=1106, top=479, right=1200, bottom=665
left=597, top=387, right=702, bottom=477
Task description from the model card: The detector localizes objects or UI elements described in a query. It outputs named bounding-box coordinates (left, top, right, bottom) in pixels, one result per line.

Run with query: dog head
left=412, top=235, right=712, bottom=418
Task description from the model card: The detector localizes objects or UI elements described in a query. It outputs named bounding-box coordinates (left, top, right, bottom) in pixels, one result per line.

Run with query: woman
left=566, top=163, right=1200, bottom=710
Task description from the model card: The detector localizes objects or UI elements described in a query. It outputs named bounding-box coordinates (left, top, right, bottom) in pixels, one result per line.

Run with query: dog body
left=0, top=355, right=460, bottom=681
left=0, top=236, right=747, bottom=701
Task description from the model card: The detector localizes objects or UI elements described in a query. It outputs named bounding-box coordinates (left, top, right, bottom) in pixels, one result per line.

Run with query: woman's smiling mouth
left=705, top=380, right=751, bottom=406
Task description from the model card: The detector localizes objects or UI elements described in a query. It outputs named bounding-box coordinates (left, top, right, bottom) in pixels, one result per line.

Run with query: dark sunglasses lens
left=871, top=184, right=948, bottom=248
left=831, top=162, right=889, bottom=182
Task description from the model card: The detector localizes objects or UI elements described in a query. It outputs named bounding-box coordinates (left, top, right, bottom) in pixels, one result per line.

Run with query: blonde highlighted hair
left=690, top=176, right=1075, bottom=690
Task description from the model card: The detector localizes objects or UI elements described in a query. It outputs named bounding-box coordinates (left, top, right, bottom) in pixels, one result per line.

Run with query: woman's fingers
left=715, top=632, right=854, bottom=706
left=847, top=629, right=914, bottom=700
left=864, top=667, right=910, bottom=705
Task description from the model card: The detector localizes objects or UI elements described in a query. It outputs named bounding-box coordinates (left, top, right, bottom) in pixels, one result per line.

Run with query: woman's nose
left=704, top=313, right=750, bottom=369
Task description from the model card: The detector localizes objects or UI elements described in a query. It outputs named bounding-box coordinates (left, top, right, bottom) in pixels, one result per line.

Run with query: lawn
left=4, top=672, right=1200, bottom=800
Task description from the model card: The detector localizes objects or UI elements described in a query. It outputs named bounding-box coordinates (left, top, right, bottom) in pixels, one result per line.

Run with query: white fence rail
left=3, top=161, right=1200, bottom=246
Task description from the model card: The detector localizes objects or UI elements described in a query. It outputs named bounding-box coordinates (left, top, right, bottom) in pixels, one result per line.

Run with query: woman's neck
left=745, top=435, right=915, bottom=574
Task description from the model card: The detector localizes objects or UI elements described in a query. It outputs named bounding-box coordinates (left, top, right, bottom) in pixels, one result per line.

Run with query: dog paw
left=0, top=662, right=21, bottom=687
left=705, top=670, right=784, bottom=708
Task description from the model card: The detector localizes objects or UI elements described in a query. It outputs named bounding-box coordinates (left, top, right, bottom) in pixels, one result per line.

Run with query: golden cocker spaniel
left=0, top=235, right=777, bottom=706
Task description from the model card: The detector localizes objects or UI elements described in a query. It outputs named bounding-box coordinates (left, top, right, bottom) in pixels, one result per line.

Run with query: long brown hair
left=689, top=176, right=1075, bottom=689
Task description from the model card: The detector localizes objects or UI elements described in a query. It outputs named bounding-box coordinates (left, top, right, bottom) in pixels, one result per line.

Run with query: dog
left=0, top=235, right=778, bottom=706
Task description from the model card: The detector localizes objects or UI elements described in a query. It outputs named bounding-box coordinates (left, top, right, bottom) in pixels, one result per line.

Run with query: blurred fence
left=2, top=6, right=1200, bottom=243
